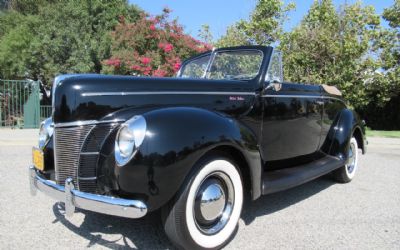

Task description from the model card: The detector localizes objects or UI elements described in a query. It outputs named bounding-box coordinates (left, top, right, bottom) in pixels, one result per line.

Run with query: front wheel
left=332, top=137, right=359, bottom=183
left=162, top=155, right=243, bottom=250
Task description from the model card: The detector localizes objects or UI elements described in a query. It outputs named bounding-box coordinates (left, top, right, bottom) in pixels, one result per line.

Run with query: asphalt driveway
left=0, top=129, right=399, bottom=249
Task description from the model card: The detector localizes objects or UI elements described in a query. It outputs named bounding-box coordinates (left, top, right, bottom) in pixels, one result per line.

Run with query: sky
left=129, top=0, right=395, bottom=40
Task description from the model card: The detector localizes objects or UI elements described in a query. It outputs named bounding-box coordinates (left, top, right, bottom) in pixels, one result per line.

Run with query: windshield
left=179, top=50, right=263, bottom=80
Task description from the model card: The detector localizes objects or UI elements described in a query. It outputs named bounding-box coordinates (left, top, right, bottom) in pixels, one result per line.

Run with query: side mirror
left=264, top=79, right=282, bottom=92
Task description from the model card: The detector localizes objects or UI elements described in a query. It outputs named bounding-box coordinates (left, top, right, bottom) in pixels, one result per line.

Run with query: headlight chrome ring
left=39, top=117, right=54, bottom=149
left=115, top=115, right=147, bottom=166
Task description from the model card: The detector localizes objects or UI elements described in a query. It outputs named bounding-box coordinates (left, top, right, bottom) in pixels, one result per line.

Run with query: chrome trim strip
left=202, top=47, right=216, bottom=78
left=81, top=91, right=256, bottom=97
left=65, top=177, right=75, bottom=216
left=80, top=152, right=99, bottom=155
left=53, top=124, right=58, bottom=182
left=262, top=94, right=321, bottom=98
left=54, top=119, right=124, bottom=128
left=29, top=166, right=147, bottom=219
left=262, top=94, right=345, bottom=103
left=78, top=176, right=97, bottom=180
left=322, top=96, right=345, bottom=103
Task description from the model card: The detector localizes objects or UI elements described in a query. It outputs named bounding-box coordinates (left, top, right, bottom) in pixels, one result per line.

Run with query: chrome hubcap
left=347, top=142, right=356, bottom=173
left=193, top=172, right=234, bottom=235
left=195, top=179, right=226, bottom=223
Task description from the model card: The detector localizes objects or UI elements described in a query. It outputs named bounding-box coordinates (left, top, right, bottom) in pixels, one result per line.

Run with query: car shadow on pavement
left=52, top=203, right=176, bottom=249
left=241, top=175, right=335, bottom=225
left=51, top=176, right=334, bottom=249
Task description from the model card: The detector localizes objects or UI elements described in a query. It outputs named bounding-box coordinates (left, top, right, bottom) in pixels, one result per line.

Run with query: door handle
left=314, top=100, right=324, bottom=105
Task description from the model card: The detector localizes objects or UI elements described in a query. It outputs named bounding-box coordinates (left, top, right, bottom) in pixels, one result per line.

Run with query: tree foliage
left=383, top=0, right=400, bottom=29
left=102, top=8, right=211, bottom=77
left=4, top=0, right=55, bottom=14
left=216, top=0, right=294, bottom=47
left=359, top=0, right=400, bottom=129
left=0, top=0, right=142, bottom=85
left=238, top=0, right=295, bottom=45
left=198, top=24, right=213, bottom=45
left=379, top=0, right=400, bottom=97
left=216, top=23, right=252, bottom=47
left=279, top=0, right=381, bottom=108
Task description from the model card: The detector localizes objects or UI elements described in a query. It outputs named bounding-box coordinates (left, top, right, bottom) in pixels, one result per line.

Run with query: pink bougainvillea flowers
left=141, top=57, right=152, bottom=65
left=163, top=43, right=173, bottom=53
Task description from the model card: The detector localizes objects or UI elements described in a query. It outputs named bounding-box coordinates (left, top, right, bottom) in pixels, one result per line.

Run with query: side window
left=265, top=50, right=283, bottom=83
left=179, top=55, right=211, bottom=78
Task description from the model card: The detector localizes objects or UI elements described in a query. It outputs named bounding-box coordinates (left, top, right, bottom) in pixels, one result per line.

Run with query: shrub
left=102, top=8, right=212, bottom=77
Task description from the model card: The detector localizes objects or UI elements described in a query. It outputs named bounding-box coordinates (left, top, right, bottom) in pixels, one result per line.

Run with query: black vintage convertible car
left=29, top=46, right=366, bottom=249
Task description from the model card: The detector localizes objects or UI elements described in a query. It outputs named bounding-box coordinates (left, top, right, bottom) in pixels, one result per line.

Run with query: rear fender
left=323, top=109, right=366, bottom=160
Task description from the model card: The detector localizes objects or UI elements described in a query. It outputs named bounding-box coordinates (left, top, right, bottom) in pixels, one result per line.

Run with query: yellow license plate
left=32, top=147, right=44, bottom=171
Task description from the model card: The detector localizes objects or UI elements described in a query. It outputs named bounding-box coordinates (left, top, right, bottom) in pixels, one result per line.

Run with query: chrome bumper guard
left=29, top=166, right=147, bottom=218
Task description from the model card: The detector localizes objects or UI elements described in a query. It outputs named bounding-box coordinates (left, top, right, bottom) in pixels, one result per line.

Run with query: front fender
left=115, top=107, right=261, bottom=211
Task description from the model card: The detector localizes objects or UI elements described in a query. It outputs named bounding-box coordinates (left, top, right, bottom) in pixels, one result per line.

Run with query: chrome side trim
left=81, top=91, right=256, bottom=97
left=29, top=166, right=147, bottom=219
left=322, top=96, right=346, bottom=103
left=262, top=94, right=345, bottom=104
left=262, top=94, right=321, bottom=98
left=78, top=176, right=97, bottom=180
left=80, top=152, right=99, bottom=155
left=54, top=119, right=124, bottom=128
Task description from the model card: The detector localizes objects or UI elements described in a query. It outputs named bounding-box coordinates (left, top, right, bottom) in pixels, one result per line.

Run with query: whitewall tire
left=162, top=154, right=243, bottom=250
left=333, top=137, right=359, bottom=183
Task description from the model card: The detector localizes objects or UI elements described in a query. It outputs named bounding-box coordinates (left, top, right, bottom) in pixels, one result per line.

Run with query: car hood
left=52, top=74, right=257, bottom=124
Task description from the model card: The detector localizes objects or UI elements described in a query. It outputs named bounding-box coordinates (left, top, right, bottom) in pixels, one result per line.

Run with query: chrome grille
left=79, top=124, right=118, bottom=192
left=54, top=125, right=94, bottom=187
left=54, top=122, right=120, bottom=193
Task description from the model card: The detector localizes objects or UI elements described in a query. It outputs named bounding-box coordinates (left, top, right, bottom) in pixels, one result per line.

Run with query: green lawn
left=366, top=129, right=400, bottom=138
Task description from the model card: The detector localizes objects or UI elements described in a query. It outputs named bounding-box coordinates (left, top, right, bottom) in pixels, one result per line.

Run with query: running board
left=262, top=155, right=344, bottom=195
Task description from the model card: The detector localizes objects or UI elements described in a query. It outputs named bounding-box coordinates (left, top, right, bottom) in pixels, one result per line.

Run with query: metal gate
left=0, top=79, right=45, bottom=128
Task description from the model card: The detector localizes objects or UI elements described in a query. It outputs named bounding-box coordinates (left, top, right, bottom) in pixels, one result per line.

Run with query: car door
left=260, top=51, right=323, bottom=169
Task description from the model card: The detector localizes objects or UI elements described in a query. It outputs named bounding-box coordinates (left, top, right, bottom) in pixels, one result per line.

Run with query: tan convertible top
left=322, top=84, right=342, bottom=96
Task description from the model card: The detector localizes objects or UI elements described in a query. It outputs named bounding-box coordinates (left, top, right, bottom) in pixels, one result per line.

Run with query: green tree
left=198, top=24, right=213, bottom=45
left=279, top=0, right=380, bottom=108
left=383, top=0, right=400, bottom=28
left=5, top=0, right=55, bottom=14
left=216, top=0, right=294, bottom=46
left=357, top=0, right=400, bottom=130
left=238, top=0, right=295, bottom=45
left=0, top=14, right=42, bottom=79
left=215, top=23, right=251, bottom=47
left=379, top=0, right=400, bottom=97
left=0, top=0, right=142, bottom=85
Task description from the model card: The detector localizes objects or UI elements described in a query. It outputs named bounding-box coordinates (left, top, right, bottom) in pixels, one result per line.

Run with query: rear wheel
left=332, top=137, right=359, bottom=183
left=162, top=155, right=243, bottom=249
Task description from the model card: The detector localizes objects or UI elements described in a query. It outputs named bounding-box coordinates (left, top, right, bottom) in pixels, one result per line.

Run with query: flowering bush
left=102, top=8, right=212, bottom=77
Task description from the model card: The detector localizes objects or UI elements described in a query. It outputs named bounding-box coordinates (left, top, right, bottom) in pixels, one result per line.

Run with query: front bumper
left=29, top=166, right=147, bottom=218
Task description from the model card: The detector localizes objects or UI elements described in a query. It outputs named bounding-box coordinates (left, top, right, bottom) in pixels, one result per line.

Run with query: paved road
left=0, top=130, right=399, bottom=249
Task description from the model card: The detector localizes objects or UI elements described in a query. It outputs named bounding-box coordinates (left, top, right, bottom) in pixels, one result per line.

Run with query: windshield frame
left=177, top=46, right=270, bottom=82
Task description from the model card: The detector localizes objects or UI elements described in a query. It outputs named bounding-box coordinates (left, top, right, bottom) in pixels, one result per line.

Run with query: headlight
left=115, top=115, right=147, bottom=166
left=39, top=117, right=54, bottom=148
